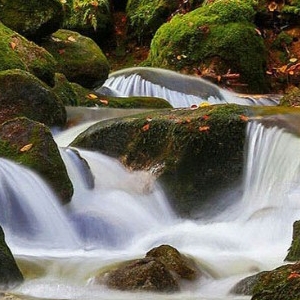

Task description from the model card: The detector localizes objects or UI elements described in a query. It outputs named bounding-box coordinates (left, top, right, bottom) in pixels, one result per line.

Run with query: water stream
left=0, top=71, right=297, bottom=300
left=0, top=118, right=298, bottom=300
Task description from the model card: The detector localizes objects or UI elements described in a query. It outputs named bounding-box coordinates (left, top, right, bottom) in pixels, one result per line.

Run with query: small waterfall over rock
left=0, top=158, right=80, bottom=252
left=97, top=67, right=280, bottom=107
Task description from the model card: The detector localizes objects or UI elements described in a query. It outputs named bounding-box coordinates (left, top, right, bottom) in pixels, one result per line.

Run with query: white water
left=0, top=120, right=300, bottom=300
left=97, top=67, right=279, bottom=107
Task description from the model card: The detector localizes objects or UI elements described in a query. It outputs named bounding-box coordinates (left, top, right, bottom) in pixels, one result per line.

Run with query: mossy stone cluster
left=146, top=0, right=269, bottom=93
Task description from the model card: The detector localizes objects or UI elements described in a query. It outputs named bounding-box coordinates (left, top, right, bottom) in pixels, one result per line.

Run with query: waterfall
left=0, top=158, right=80, bottom=252
left=2, top=116, right=300, bottom=300
left=96, top=67, right=279, bottom=107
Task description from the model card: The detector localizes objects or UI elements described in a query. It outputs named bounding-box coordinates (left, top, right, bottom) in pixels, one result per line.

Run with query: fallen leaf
left=146, top=117, right=152, bottom=122
left=142, top=123, right=150, bottom=132
left=268, top=1, right=277, bottom=11
left=100, top=99, right=109, bottom=105
left=86, top=93, right=98, bottom=100
left=20, top=143, right=33, bottom=152
left=199, top=101, right=211, bottom=107
left=199, top=126, right=210, bottom=132
left=177, top=55, right=182, bottom=60
left=288, top=272, right=300, bottom=280
left=67, top=36, right=76, bottom=42
left=91, top=0, right=98, bottom=7
left=202, top=115, right=210, bottom=121
left=240, top=115, right=249, bottom=122
left=58, top=49, right=65, bottom=55
left=10, top=42, right=16, bottom=50
left=254, top=28, right=262, bottom=36
left=290, top=58, right=298, bottom=63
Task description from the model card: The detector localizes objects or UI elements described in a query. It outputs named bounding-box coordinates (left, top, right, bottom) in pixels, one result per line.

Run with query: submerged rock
left=146, top=244, right=200, bottom=280
left=103, top=257, right=179, bottom=292
left=95, top=244, right=200, bottom=292
left=0, top=226, right=23, bottom=289
left=0, top=117, right=73, bottom=203
left=41, top=29, right=110, bottom=88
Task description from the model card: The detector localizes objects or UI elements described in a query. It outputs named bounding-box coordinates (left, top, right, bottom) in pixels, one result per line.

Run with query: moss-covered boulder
left=0, top=69, right=66, bottom=127
left=145, top=0, right=269, bottom=93
left=0, top=117, right=73, bottom=203
left=285, top=220, right=300, bottom=261
left=62, top=0, right=114, bottom=46
left=0, top=0, right=63, bottom=41
left=232, top=262, right=300, bottom=299
left=146, top=244, right=200, bottom=280
left=71, top=104, right=248, bottom=216
left=0, top=22, right=57, bottom=85
left=41, top=29, right=110, bottom=88
left=0, top=226, right=23, bottom=289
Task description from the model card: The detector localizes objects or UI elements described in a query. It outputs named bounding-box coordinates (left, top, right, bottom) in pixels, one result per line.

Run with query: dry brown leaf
left=100, top=99, right=109, bottom=105
left=199, top=126, right=210, bottom=132
left=10, top=42, right=16, bottom=50
left=20, top=143, right=33, bottom=152
left=142, top=124, right=150, bottom=132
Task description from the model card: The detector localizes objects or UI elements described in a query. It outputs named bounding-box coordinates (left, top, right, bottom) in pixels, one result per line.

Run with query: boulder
left=0, top=117, right=73, bottom=203
left=95, top=244, right=200, bottom=292
left=71, top=104, right=248, bottom=216
left=41, top=29, right=110, bottom=88
left=145, top=0, right=269, bottom=93
left=0, top=226, right=23, bottom=289
left=0, top=0, right=63, bottom=41
left=146, top=244, right=200, bottom=280
left=0, top=69, right=66, bottom=127
left=101, top=257, right=179, bottom=292
left=0, top=22, right=57, bottom=86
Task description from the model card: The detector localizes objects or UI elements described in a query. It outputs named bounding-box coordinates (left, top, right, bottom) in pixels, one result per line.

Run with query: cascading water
left=1, top=116, right=300, bottom=299
left=97, top=67, right=280, bottom=107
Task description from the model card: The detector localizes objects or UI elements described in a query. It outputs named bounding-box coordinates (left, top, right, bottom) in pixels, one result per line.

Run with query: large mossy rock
left=0, top=226, right=23, bottom=289
left=0, top=0, right=63, bottom=41
left=0, top=69, right=66, bottom=127
left=145, top=0, right=269, bottom=93
left=0, top=22, right=57, bottom=86
left=41, top=29, right=110, bottom=88
left=0, top=117, right=73, bottom=203
left=62, top=0, right=114, bottom=46
left=71, top=104, right=248, bottom=216
left=232, top=262, right=300, bottom=299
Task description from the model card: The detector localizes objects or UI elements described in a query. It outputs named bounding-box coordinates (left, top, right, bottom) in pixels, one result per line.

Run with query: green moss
left=146, top=0, right=269, bottom=93
left=0, top=22, right=57, bottom=85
